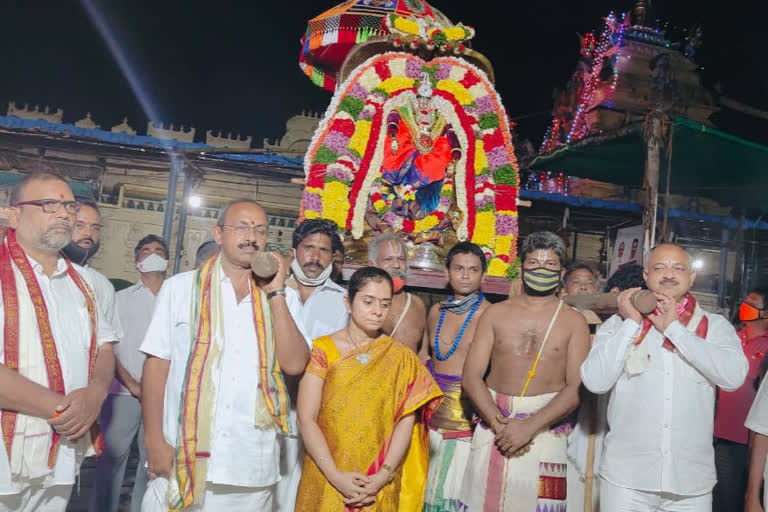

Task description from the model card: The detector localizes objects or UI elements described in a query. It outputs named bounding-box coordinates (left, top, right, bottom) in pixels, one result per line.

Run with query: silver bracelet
left=267, top=288, right=286, bottom=300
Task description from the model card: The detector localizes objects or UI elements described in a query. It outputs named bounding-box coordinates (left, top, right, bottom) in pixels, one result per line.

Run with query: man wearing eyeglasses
left=140, top=199, right=310, bottom=511
left=0, top=172, right=117, bottom=512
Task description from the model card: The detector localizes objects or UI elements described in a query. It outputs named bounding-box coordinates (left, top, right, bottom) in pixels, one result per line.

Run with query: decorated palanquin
left=299, top=0, right=520, bottom=278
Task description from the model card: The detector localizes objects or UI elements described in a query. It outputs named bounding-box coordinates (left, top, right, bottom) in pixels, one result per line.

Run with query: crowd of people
left=0, top=171, right=767, bottom=512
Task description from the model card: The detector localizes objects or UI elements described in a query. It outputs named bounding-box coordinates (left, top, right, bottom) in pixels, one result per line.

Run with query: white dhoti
left=567, top=391, right=607, bottom=512
left=424, top=430, right=472, bottom=512
left=0, top=481, right=72, bottom=512
left=459, top=390, right=571, bottom=512
left=274, top=434, right=303, bottom=512
left=600, top=478, right=711, bottom=512
left=142, top=477, right=274, bottom=511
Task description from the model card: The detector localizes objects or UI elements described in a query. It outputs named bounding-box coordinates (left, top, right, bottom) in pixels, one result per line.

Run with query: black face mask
left=60, top=240, right=100, bottom=265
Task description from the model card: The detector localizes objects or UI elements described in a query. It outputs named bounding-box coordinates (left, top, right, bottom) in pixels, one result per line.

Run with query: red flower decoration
left=460, top=71, right=481, bottom=89
left=331, top=118, right=355, bottom=138
left=482, top=129, right=505, bottom=149
left=403, top=219, right=415, bottom=231
left=374, top=60, right=392, bottom=81
left=495, top=184, right=518, bottom=210
left=306, top=164, right=327, bottom=188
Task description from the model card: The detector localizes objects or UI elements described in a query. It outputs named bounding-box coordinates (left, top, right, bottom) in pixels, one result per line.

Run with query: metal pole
left=717, top=227, right=729, bottom=312
left=173, top=173, right=193, bottom=274
left=162, top=156, right=181, bottom=244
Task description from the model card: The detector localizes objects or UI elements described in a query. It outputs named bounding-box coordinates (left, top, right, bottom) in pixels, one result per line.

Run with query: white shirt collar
left=28, top=255, right=69, bottom=278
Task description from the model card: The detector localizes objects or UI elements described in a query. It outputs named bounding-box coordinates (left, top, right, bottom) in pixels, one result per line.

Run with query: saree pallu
left=459, top=390, right=571, bottom=512
left=295, top=336, right=442, bottom=512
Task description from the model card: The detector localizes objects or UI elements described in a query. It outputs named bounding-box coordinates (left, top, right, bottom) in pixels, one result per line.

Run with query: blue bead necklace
left=433, top=293, right=484, bottom=361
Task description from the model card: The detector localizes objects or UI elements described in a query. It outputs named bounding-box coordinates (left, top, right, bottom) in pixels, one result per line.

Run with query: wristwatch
left=267, top=288, right=286, bottom=300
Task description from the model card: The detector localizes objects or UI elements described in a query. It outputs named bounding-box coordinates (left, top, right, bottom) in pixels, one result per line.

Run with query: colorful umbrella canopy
left=300, top=0, right=454, bottom=91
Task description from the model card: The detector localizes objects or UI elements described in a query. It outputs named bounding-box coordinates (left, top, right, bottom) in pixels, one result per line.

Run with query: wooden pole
left=643, top=112, right=664, bottom=253
left=584, top=433, right=596, bottom=512
left=660, top=125, right=674, bottom=241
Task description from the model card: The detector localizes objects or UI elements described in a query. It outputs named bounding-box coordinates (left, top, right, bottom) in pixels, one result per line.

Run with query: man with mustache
left=368, top=233, right=427, bottom=354
left=140, top=199, right=310, bottom=511
left=460, top=231, right=590, bottom=511
left=0, top=172, right=117, bottom=512
left=582, top=243, right=747, bottom=511
left=89, top=235, right=169, bottom=512
left=276, top=219, right=348, bottom=512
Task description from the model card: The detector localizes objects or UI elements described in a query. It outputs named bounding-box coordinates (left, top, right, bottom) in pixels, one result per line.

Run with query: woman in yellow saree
left=295, top=267, right=442, bottom=511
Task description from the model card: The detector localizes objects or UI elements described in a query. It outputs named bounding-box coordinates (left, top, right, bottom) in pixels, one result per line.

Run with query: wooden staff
left=584, top=432, right=596, bottom=512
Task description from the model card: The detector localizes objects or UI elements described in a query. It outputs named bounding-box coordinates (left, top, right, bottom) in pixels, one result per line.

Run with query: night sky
left=0, top=0, right=764, bottom=147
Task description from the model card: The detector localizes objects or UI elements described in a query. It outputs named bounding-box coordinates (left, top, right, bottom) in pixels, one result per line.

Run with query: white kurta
left=83, top=265, right=122, bottom=340
left=139, top=270, right=280, bottom=489
left=284, top=278, right=348, bottom=342
left=0, top=257, right=117, bottom=494
left=581, top=312, right=747, bottom=496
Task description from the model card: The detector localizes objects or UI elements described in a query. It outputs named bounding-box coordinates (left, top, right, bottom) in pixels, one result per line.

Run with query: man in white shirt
left=140, top=199, right=310, bottom=511
left=277, top=219, right=348, bottom=511
left=60, top=200, right=121, bottom=342
left=581, top=242, right=748, bottom=511
left=89, top=234, right=169, bottom=512
left=0, top=172, right=117, bottom=512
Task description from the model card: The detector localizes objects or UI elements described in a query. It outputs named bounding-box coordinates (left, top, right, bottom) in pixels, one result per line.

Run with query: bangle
left=490, top=417, right=499, bottom=430
left=381, top=463, right=395, bottom=481
left=267, top=289, right=286, bottom=300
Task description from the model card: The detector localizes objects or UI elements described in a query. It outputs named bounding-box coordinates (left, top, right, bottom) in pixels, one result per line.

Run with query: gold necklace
left=346, top=327, right=374, bottom=365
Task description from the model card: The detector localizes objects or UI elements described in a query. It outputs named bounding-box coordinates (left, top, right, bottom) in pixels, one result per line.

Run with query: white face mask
left=137, top=253, right=169, bottom=273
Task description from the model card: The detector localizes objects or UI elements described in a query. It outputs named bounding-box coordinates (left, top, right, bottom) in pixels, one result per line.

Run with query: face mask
left=137, top=253, right=169, bottom=273
left=740, top=301, right=766, bottom=322
left=291, top=257, right=332, bottom=287
left=522, top=267, right=561, bottom=296
left=60, top=240, right=100, bottom=265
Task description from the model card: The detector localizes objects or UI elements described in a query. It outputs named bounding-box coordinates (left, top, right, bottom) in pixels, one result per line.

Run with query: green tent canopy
left=530, top=117, right=768, bottom=211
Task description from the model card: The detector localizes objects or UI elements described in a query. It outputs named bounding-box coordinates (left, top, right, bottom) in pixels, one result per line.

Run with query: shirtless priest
left=424, top=242, right=490, bottom=511
left=368, top=233, right=426, bottom=354
left=460, top=231, right=590, bottom=511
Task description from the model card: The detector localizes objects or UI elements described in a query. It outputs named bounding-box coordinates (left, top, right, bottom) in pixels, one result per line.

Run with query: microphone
left=563, top=289, right=657, bottom=314
left=250, top=251, right=279, bottom=279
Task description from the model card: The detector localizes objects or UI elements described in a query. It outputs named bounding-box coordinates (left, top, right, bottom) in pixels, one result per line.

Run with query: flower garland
left=369, top=177, right=455, bottom=234
left=300, top=52, right=519, bottom=277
